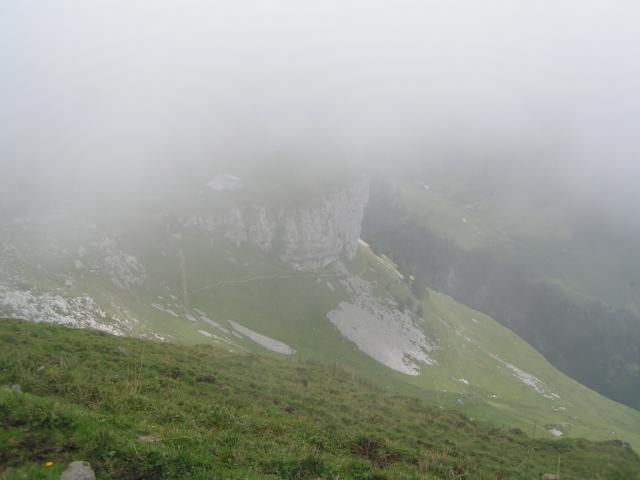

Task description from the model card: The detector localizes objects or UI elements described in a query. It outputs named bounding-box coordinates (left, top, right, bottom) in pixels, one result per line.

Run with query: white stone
left=61, top=461, right=95, bottom=480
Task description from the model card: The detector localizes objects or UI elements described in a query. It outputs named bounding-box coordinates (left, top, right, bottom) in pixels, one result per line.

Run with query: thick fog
left=2, top=0, right=640, bottom=216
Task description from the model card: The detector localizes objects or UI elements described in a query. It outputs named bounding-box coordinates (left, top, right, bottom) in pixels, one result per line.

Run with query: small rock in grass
left=541, top=474, right=559, bottom=480
left=61, top=461, right=95, bottom=480
left=137, top=434, right=161, bottom=443
left=9, top=384, right=21, bottom=393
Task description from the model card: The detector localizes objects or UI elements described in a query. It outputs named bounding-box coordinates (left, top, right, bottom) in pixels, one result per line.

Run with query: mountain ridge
left=1, top=175, right=640, bottom=453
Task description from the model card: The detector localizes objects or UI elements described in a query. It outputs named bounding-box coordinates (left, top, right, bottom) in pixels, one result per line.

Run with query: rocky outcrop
left=98, top=238, right=147, bottom=290
left=327, top=275, right=438, bottom=375
left=223, top=205, right=276, bottom=250
left=277, top=178, right=369, bottom=270
left=190, top=177, right=369, bottom=271
left=0, top=285, right=125, bottom=335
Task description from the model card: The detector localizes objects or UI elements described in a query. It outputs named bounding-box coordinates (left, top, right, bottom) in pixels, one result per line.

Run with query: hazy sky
left=1, top=1, right=640, bottom=211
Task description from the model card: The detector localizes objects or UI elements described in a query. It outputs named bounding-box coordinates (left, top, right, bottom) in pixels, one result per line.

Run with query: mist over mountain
left=3, top=1, right=640, bottom=216
left=2, top=2, right=640, bottom=478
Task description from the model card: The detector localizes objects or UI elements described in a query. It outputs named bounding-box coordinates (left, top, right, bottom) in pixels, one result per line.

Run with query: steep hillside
left=2, top=176, right=640, bottom=452
left=1, top=320, right=639, bottom=480
left=361, top=176, right=640, bottom=410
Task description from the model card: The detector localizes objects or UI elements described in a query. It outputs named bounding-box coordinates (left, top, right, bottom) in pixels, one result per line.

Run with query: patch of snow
left=471, top=317, right=479, bottom=324
left=549, top=428, right=563, bottom=437
left=457, top=378, right=470, bottom=385
left=185, top=314, right=197, bottom=323
left=228, top=320, right=295, bottom=355
left=326, top=281, right=335, bottom=292
left=206, top=174, right=243, bottom=192
left=198, top=330, right=213, bottom=338
left=327, top=276, right=437, bottom=375
left=74, top=259, right=84, bottom=270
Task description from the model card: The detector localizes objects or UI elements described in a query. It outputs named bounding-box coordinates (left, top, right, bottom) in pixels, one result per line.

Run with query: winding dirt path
left=189, top=272, right=340, bottom=297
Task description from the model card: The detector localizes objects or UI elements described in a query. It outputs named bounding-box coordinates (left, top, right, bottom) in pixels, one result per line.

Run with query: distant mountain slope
left=2, top=320, right=639, bottom=479
left=1, top=200, right=640, bottom=451
left=361, top=176, right=640, bottom=410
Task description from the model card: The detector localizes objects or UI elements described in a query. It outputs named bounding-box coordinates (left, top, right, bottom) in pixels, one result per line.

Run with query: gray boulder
left=60, top=461, right=95, bottom=480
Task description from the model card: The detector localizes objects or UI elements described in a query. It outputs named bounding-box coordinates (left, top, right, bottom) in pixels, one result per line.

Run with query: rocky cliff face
left=278, top=178, right=369, bottom=270
left=199, top=177, right=369, bottom=270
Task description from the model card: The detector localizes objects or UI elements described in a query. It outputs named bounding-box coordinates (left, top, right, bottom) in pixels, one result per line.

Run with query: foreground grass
left=0, top=320, right=638, bottom=479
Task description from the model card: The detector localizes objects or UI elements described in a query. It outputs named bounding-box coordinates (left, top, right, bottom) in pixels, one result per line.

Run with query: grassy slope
left=388, top=182, right=640, bottom=411
left=416, top=291, right=640, bottom=446
left=104, top=226, right=640, bottom=450
left=357, top=247, right=640, bottom=449
left=1, top=320, right=639, bottom=480
left=4, top=217, right=640, bottom=451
